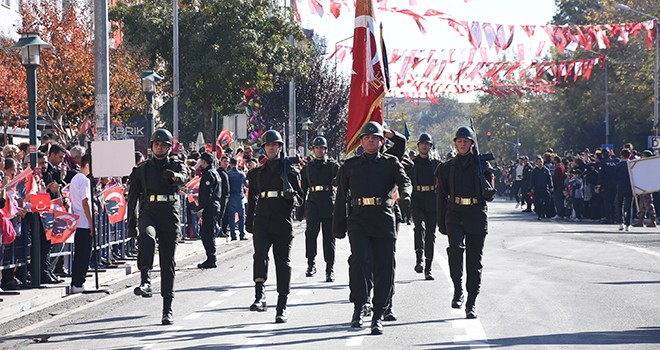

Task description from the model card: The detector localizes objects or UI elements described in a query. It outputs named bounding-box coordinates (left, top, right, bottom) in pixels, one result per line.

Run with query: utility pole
left=288, top=0, right=296, bottom=156
left=173, top=0, right=180, bottom=138
left=94, top=0, right=110, bottom=140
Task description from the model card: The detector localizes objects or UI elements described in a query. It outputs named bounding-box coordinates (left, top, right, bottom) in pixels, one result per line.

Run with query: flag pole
left=84, top=140, right=111, bottom=294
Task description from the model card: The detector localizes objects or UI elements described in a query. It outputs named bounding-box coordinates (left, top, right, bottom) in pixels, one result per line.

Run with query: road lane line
left=610, top=242, right=660, bottom=258
left=184, top=312, right=202, bottom=320
left=296, top=289, right=310, bottom=296
left=288, top=298, right=303, bottom=305
left=259, top=324, right=278, bottom=331
left=345, top=336, right=364, bottom=346
left=204, top=300, right=224, bottom=307
left=238, top=282, right=250, bottom=287
left=220, top=291, right=236, bottom=297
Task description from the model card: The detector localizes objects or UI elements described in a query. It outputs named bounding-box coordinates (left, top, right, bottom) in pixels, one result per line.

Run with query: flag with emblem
left=102, top=186, right=126, bottom=224
left=30, top=193, right=52, bottom=212
left=46, top=211, right=80, bottom=244
left=79, top=117, right=94, bottom=138
left=346, top=0, right=388, bottom=154
left=185, top=176, right=201, bottom=205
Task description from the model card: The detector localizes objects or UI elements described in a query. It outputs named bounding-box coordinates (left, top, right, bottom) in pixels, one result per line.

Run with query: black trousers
left=71, top=228, right=92, bottom=287
left=200, top=211, right=217, bottom=261
left=615, top=189, right=633, bottom=226
left=348, top=232, right=395, bottom=317
left=39, top=221, right=52, bottom=277
left=602, top=187, right=617, bottom=222
left=137, top=224, right=178, bottom=299
left=512, top=181, right=523, bottom=204
left=445, top=206, right=486, bottom=297
left=412, top=207, right=437, bottom=261
left=253, top=217, right=293, bottom=296
left=304, top=209, right=335, bottom=272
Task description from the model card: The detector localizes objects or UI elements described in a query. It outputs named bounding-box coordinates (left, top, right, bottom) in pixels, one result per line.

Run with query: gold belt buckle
left=362, top=197, right=375, bottom=206
left=149, top=195, right=156, bottom=202
left=267, top=191, right=279, bottom=198
left=313, top=186, right=324, bottom=191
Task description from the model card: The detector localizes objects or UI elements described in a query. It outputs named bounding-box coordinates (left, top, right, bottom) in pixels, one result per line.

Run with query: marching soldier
left=246, top=130, right=304, bottom=323
left=127, top=129, right=189, bottom=325
left=301, top=136, right=339, bottom=282
left=409, top=133, right=440, bottom=280
left=334, top=121, right=412, bottom=335
left=436, top=126, right=493, bottom=319
left=197, top=152, right=224, bottom=269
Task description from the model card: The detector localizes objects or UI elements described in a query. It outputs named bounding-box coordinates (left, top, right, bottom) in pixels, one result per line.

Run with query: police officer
left=246, top=130, right=304, bottom=323
left=436, top=126, right=493, bottom=319
left=334, top=121, right=412, bottom=335
left=127, top=129, right=189, bottom=325
left=409, top=133, right=440, bottom=280
left=301, top=136, right=339, bottom=282
left=197, top=152, right=225, bottom=268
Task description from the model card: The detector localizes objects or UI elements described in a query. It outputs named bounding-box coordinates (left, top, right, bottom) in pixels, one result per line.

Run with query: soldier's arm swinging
left=126, top=166, right=142, bottom=238
left=436, top=163, right=449, bottom=235
left=332, top=164, right=348, bottom=239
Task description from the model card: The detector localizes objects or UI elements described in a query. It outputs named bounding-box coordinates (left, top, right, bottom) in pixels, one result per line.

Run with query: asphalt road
left=2, top=200, right=660, bottom=349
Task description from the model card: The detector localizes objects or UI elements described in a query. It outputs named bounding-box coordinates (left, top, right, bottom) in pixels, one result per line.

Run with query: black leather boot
left=382, top=301, right=397, bottom=321
left=249, top=282, right=267, bottom=312
left=275, top=294, right=288, bottom=323
left=424, top=259, right=434, bottom=280
left=134, top=269, right=152, bottom=297
left=350, top=304, right=365, bottom=328
left=161, top=297, right=174, bottom=325
left=370, top=310, right=384, bottom=335
left=451, top=289, right=465, bottom=309
left=465, top=294, right=477, bottom=319
left=305, top=261, right=316, bottom=277
left=414, top=250, right=423, bottom=273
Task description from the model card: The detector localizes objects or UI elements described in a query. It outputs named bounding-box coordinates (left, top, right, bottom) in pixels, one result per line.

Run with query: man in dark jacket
left=531, top=156, right=553, bottom=220
left=614, top=149, right=633, bottom=231
left=597, top=150, right=619, bottom=224
left=197, top=152, right=225, bottom=268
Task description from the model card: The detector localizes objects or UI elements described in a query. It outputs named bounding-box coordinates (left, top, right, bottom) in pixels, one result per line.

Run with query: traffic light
left=486, top=131, right=492, bottom=141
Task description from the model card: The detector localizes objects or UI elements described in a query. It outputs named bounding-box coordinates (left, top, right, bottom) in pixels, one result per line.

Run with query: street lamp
left=12, top=32, right=51, bottom=287
left=140, top=70, right=163, bottom=153
left=317, top=124, right=325, bottom=136
left=616, top=3, right=659, bottom=136
left=504, top=122, right=520, bottom=159
left=301, top=118, right=313, bottom=156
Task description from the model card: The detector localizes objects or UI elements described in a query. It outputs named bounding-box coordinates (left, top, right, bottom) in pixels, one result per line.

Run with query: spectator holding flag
left=70, top=154, right=93, bottom=293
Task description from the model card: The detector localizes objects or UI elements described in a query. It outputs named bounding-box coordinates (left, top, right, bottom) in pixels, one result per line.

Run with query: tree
left=112, top=0, right=312, bottom=142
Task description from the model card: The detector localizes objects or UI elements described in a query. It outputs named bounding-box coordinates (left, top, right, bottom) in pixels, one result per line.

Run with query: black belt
left=415, top=185, right=436, bottom=192
left=351, top=197, right=390, bottom=206
left=260, top=191, right=284, bottom=198
left=452, top=197, right=479, bottom=205
left=309, top=185, right=332, bottom=192
left=148, top=194, right=178, bottom=202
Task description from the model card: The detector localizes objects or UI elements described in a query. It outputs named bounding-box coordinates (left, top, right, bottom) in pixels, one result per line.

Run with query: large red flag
left=102, top=186, right=127, bottom=225
left=47, top=211, right=80, bottom=244
left=345, top=0, right=387, bottom=154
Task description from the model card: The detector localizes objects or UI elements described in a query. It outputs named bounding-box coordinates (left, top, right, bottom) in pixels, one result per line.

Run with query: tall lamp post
left=12, top=32, right=51, bottom=287
left=504, top=122, right=520, bottom=159
left=140, top=70, right=163, bottom=155
left=301, top=118, right=313, bottom=157
left=616, top=3, right=659, bottom=136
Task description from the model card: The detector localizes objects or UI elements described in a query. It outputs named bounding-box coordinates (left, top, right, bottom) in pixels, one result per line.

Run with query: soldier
left=409, top=133, right=440, bottom=280
left=246, top=130, right=304, bottom=323
left=436, top=126, right=494, bottom=319
left=127, top=129, right=189, bottom=325
left=334, top=121, right=412, bottom=335
left=197, top=152, right=225, bottom=268
left=301, top=136, right=339, bottom=282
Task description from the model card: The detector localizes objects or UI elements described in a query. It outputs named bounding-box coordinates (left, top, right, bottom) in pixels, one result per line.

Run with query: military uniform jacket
left=127, top=157, right=189, bottom=237
left=408, top=156, right=440, bottom=210
left=198, top=166, right=222, bottom=213
left=333, top=153, right=412, bottom=239
left=246, top=158, right=304, bottom=232
left=301, top=157, right=339, bottom=219
left=435, top=154, right=488, bottom=235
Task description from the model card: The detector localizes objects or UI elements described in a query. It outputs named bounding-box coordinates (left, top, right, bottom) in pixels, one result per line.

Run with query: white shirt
left=70, top=172, right=91, bottom=229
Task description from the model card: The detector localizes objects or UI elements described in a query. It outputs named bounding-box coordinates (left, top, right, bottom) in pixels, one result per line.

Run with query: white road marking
left=610, top=242, right=660, bottom=259
left=259, top=324, right=278, bottom=331
left=345, top=336, right=365, bottom=346
left=220, top=291, right=236, bottom=297
left=295, top=289, right=310, bottom=296
left=288, top=298, right=303, bottom=305
left=204, top=300, right=224, bottom=307
left=505, top=237, right=543, bottom=250
left=238, top=282, right=250, bottom=287
left=184, top=312, right=202, bottom=320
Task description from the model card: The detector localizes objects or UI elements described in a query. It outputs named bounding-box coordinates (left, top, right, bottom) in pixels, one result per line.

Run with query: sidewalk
left=0, top=229, right=272, bottom=326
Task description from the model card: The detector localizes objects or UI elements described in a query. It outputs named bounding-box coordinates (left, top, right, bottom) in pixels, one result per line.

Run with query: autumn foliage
left=0, top=0, right=146, bottom=144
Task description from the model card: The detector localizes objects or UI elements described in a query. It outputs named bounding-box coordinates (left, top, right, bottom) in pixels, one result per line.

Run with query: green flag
left=402, top=117, right=410, bottom=140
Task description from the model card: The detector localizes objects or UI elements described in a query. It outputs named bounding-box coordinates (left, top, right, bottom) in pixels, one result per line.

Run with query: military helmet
left=359, top=121, right=384, bottom=138
left=417, top=133, right=433, bottom=145
left=312, top=136, right=328, bottom=148
left=151, top=129, right=173, bottom=146
left=453, top=126, right=475, bottom=141
left=261, top=130, right=284, bottom=148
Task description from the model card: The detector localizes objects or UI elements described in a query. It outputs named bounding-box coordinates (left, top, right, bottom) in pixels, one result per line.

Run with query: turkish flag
left=102, top=186, right=127, bottom=225
left=185, top=176, right=201, bottom=205
left=345, top=0, right=387, bottom=154
left=47, top=211, right=80, bottom=244
left=30, top=193, right=52, bottom=212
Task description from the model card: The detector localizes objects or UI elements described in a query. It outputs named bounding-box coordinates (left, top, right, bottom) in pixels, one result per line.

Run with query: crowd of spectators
left=492, top=145, right=659, bottom=231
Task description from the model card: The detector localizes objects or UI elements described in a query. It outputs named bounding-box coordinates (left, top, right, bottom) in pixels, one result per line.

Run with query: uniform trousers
left=445, top=206, right=486, bottom=297
left=201, top=210, right=218, bottom=261
left=412, top=207, right=437, bottom=260
left=304, top=206, right=335, bottom=271
left=137, top=223, right=178, bottom=299
left=252, top=216, right=293, bottom=296
left=348, top=231, right=395, bottom=316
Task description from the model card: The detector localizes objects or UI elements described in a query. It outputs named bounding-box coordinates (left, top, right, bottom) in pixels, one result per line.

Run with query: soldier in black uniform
left=436, top=126, right=494, bottom=319
left=409, top=133, right=440, bottom=280
left=301, top=136, right=339, bottom=282
left=127, top=129, right=189, bottom=325
left=197, top=152, right=225, bottom=269
left=334, top=121, right=412, bottom=335
left=246, top=130, right=304, bottom=323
